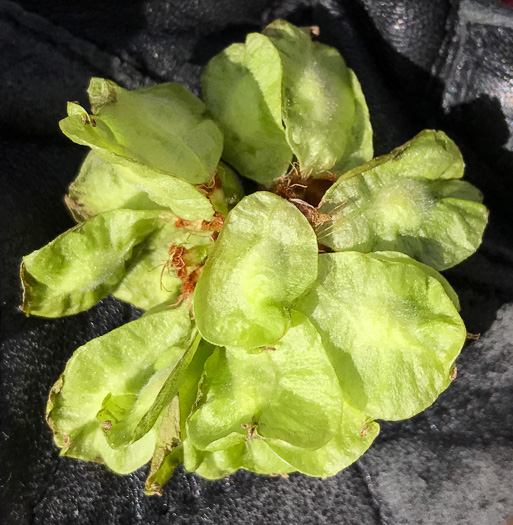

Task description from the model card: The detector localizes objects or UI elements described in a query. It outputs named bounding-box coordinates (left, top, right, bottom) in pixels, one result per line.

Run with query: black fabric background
left=1, top=1, right=513, bottom=523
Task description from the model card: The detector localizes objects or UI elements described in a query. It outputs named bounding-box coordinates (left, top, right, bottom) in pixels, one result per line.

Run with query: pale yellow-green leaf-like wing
left=263, top=20, right=373, bottom=175
left=184, top=312, right=377, bottom=478
left=99, top=332, right=200, bottom=450
left=183, top=437, right=295, bottom=480
left=145, top=339, right=217, bottom=493
left=318, top=130, right=488, bottom=269
left=21, top=209, right=162, bottom=317
left=202, top=35, right=293, bottom=186
left=60, top=79, right=223, bottom=185
left=187, top=312, right=343, bottom=452
left=144, top=396, right=183, bottom=496
left=66, top=151, right=214, bottom=222
left=46, top=307, right=194, bottom=474
left=193, top=192, right=318, bottom=348
left=266, top=400, right=379, bottom=477
left=296, top=251, right=466, bottom=421
left=365, top=251, right=461, bottom=310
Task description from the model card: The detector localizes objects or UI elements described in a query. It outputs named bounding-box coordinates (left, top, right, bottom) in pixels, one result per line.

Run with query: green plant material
left=20, top=210, right=163, bottom=317
left=202, top=33, right=292, bottom=186
left=185, top=312, right=378, bottom=478
left=109, top=163, right=215, bottom=221
left=99, top=332, right=200, bottom=449
left=263, top=19, right=373, bottom=175
left=144, top=339, right=217, bottom=493
left=194, top=192, right=318, bottom=348
left=112, top=220, right=213, bottom=311
left=187, top=312, right=343, bottom=451
left=180, top=340, right=295, bottom=479
left=265, top=399, right=379, bottom=477
left=203, top=20, right=372, bottom=187
left=179, top=339, right=216, bottom=436
left=66, top=151, right=214, bottom=222
left=184, top=436, right=295, bottom=480
left=60, top=79, right=223, bottom=185
left=366, top=250, right=461, bottom=310
left=145, top=396, right=183, bottom=496
left=296, top=251, right=467, bottom=420
left=66, top=151, right=164, bottom=221
left=46, top=307, right=194, bottom=474
left=207, top=162, right=245, bottom=216
left=318, top=130, right=489, bottom=269
left=20, top=19, right=490, bottom=494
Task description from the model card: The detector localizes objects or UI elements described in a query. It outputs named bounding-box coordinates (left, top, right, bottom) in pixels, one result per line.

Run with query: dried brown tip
left=197, top=173, right=222, bottom=196
left=171, top=266, right=203, bottom=308
left=159, top=244, right=187, bottom=291
left=290, top=198, right=332, bottom=230
left=317, top=244, right=333, bottom=254
left=303, top=176, right=336, bottom=207
left=200, top=211, right=224, bottom=232
left=241, top=422, right=259, bottom=440
left=273, top=163, right=309, bottom=200
left=174, top=211, right=224, bottom=233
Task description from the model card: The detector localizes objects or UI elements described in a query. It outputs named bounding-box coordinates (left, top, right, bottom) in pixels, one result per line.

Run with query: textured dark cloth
left=1, top=1, right=513, bottom=523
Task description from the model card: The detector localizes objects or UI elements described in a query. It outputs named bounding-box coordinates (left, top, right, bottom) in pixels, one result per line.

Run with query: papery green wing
left=186, top=348, right=270, bottom=452
left=296, top=252, right=467, bottom=421
left=21, top=210, right=162, bottom=317
left=187, top=312, right=343, bottom=451
left=144, top=396, right=182, bottom=496
left=366, top=251, right=461, bottom=310
left=185, top=312, right=375, bottom=478
left=318, top=131, right=488, bottom=270
left=184, top=411, right=376, bottom=479
left=202, top=34, right=293, bottom=186
left=267, top=401, right=379, bottom=477
left=256, top=311, right=342, bottom=448
left=100, top=332, right=200, bottom=449
left=365, top=129, right=464, bottom=181
left=46, top=307, right=194, bottom=474
left=66, top=151, right=214, bottom=222
left=179, top=339, right=216, bottom=436
left=194, top=192, right=318, bottom=348
left=66, top=151, right=165, bottom=221
left=178, top=339, right=217, bottom=475
left=113, top=221, right=212, bottom=311
left=263, top=20, right=372, bottom=175
left=114, top=163, right=214, bottom=221
left=335, top=129, right=463, bottom=183
left=319, top=175, right=488, bottom=271
left=184, top=437, right=294, bottom=480
left=417, top=181, right=488, bottom=269
left=60, top=79, right=223, bottom=184
left=332, top=69, right=373, bottom=175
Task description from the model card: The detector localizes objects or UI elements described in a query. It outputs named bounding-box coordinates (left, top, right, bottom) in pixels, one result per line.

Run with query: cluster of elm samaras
left=21, top=20, right=487, bottom=495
